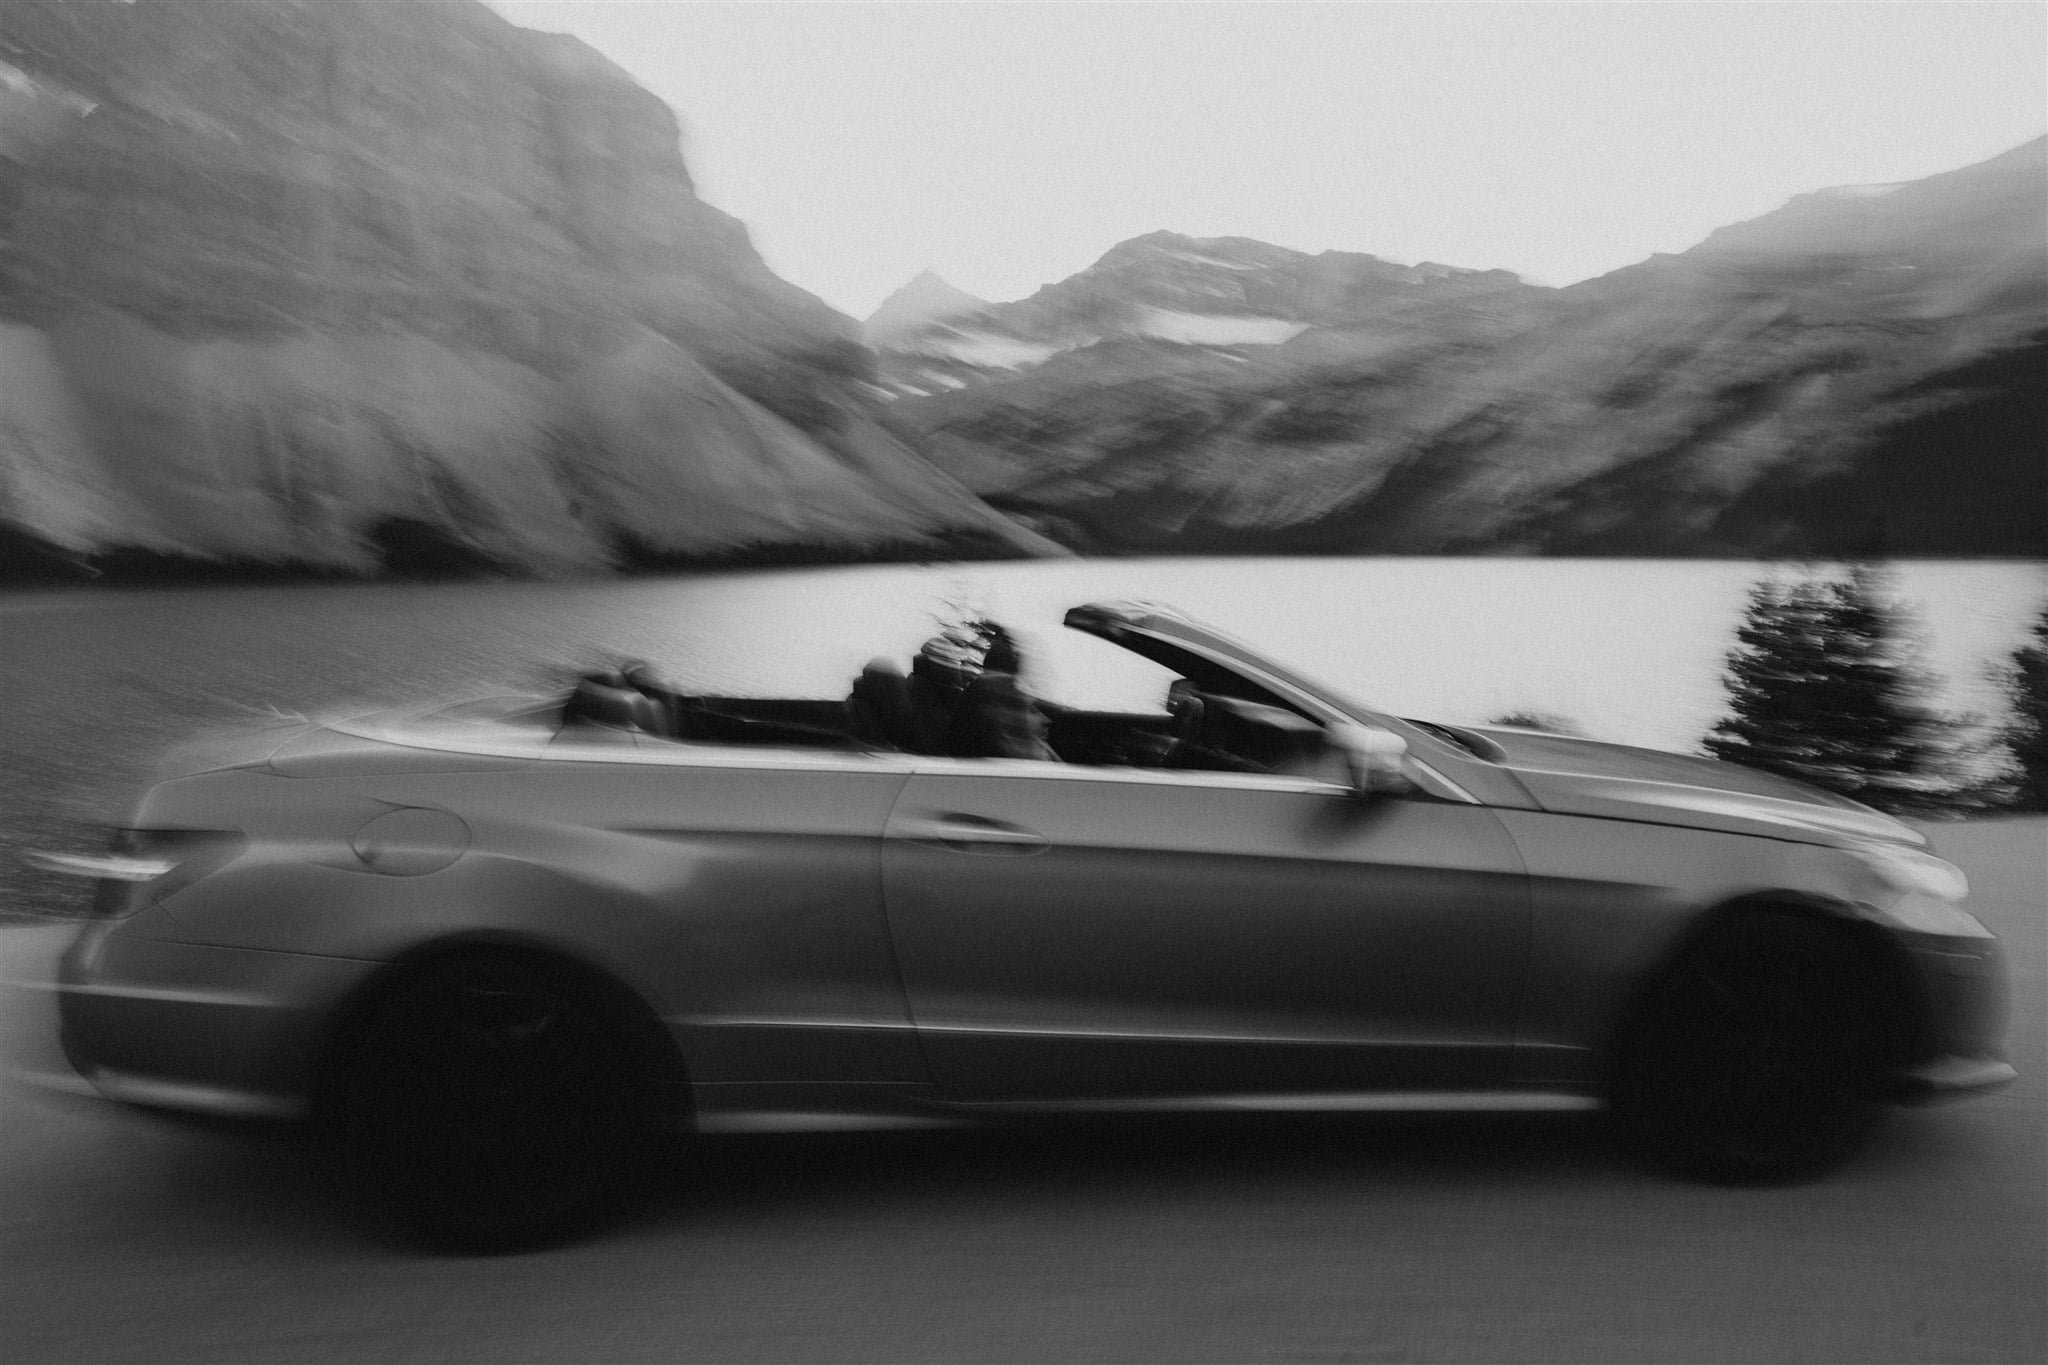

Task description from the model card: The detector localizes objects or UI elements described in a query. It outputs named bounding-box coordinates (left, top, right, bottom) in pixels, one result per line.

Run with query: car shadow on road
left=4, top=1087, right=1623, bottom=1258
left=21, top=1095, right=1988, bottom=1258
left=617, top=1110, right=1621, bottom=1231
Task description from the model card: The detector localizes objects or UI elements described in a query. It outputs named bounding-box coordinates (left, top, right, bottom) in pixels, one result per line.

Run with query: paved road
left=2, top=819, right=2041, bottom=1364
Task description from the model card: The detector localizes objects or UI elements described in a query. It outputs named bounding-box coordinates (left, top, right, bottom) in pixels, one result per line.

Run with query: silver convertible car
left=37, top=601, right=2011, bottom=1248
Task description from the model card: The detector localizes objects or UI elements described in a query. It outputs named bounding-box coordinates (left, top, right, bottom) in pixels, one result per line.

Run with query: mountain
left=1690, top=139, right=2044, bottom=272
left=862, top=270, right=987, bottom=350
left=0, top=0, right=1057, bottom=577
left=869, top=232, right=1534, bottom=399
left=881, top=140, right=2046, bottom=557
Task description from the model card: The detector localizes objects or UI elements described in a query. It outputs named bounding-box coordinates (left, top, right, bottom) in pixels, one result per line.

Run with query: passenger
left=851, top=628, right=990, bottom=754
left=910, top=631, right=980, bottom=702
left=942, top=623, right=1058, bottom=761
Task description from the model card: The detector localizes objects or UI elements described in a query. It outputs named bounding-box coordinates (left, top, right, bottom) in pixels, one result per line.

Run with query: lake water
left=8, top=557, right=2044, bottom=754
left=599, top=557, right=2048, bottom=753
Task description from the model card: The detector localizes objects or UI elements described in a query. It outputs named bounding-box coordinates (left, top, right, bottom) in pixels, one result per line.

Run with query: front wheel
left=1610, top=913, right=1894, bottom=1183
left=331, top=951, right=652, bottom=1251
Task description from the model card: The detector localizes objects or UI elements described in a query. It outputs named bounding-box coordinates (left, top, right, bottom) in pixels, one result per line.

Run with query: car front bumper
left=1892, top=928, right=2013, bottom=1102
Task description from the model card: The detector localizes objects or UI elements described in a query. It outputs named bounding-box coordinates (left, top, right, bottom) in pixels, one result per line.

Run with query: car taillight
left=27, top=829, right=246, bottom=919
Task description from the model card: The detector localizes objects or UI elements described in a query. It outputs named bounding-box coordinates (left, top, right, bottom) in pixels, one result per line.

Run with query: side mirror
left=1327, top=723, right=1414, bottom=798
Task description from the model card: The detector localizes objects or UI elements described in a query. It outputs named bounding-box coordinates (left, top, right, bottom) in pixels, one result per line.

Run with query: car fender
left=154, top=818, right=926, bottom=1090
left=1498, top=811, right=1905, bottom=1085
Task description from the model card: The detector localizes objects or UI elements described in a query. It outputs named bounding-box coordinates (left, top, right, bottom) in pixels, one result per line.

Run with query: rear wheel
left=332, top=951, right=651, bottom=1251
left=1611, top=912, right=1893, bottom=1183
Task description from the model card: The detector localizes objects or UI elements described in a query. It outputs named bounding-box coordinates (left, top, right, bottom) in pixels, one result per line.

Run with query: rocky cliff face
left=880, top=141, right=2046, bottom=558
left=0, top=0, right=1055, bottom=575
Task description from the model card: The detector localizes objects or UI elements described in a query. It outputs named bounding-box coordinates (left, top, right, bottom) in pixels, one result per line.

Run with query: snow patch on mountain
left=1161, top=248, right=1262, bottom=271
left=1134, top=310, right=1311, bottom=346
left=923, top=331, right=1070, bottom=369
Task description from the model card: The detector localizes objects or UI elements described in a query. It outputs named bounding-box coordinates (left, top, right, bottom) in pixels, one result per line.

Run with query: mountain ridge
left=1, top=1, right=2034, bottom=575
left=868, top=230, right=1538, bottom=399
left=878, top=138, right=2046, bottom=557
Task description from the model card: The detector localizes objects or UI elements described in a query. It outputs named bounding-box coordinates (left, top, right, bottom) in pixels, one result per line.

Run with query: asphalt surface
left=2, top=817, right=2041, bottom=1365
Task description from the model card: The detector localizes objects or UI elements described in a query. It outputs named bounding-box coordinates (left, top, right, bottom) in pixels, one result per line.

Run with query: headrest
left=572, top=678, right=660, bottom=733
left=623, top=662, right=671, bottom=694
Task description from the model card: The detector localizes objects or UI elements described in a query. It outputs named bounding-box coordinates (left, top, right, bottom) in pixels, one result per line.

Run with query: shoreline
left=5, top=547, right=2042, bottom=597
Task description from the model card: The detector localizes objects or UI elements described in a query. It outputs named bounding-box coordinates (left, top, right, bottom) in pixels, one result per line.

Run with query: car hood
left=1460, top=726, right=1925, bottom=849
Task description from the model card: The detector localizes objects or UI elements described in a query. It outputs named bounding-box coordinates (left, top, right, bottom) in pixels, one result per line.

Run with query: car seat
left=567, top=676, right=664, bottom=734
left=851, top=657, right=954, bottom=753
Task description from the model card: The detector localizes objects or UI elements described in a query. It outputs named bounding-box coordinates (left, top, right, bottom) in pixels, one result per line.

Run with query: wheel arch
left=1598, top=890, right=1931, bottom=1092
left=307, top=930, right=693, bottom=1132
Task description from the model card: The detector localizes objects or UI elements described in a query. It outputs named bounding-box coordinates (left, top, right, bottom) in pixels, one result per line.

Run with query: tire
left=1610, top=912, right=1893, bottom=1184
left=331, top=950, right=652, bottom=1252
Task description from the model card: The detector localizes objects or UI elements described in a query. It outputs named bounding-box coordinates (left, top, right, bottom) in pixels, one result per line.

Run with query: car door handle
left=893, top=814, right=1050, bottom=854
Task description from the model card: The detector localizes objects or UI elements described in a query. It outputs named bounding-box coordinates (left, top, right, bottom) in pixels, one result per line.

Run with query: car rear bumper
left=1892, top=1053, right=2018, bottom=1103
left=51, top=920, right=380, bottom=1122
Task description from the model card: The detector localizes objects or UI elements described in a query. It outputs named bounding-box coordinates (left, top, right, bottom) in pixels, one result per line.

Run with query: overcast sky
left=488, top=2, right=2046, bottom=320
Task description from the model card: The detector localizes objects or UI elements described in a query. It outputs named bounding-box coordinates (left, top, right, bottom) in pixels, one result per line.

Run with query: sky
left=487, top=2, right=2047, bottom=321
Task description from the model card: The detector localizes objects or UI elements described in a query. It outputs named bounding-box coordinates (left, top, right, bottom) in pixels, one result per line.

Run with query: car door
left=879, top=757, right=1530, bottom=1100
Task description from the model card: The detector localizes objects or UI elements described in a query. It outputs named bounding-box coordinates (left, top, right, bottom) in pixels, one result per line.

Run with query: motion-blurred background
left=0, top=2, right=2042, bottom=1361
left=2, top=0, right=2043, bottom=579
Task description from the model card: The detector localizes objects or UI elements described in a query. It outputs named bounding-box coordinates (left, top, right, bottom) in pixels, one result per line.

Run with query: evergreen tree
left=1706, top=566, right=1949, bottom=811
left=2002, top=604, right=2048, bottom=811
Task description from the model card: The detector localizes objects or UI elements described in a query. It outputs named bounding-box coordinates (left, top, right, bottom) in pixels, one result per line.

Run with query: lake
left=594, top=557, right=2047, bottom=753
left=2, top=556, right=2042, bottom=915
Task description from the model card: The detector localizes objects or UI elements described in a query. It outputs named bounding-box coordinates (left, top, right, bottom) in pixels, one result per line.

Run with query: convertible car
left=32, top=601, right=2012, bottom=1248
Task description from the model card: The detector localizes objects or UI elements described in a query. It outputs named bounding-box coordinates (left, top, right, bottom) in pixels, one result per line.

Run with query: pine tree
left=1706, top=566, right=1950, bottom=812
left=2002, top=604, right=2048, bottom=811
